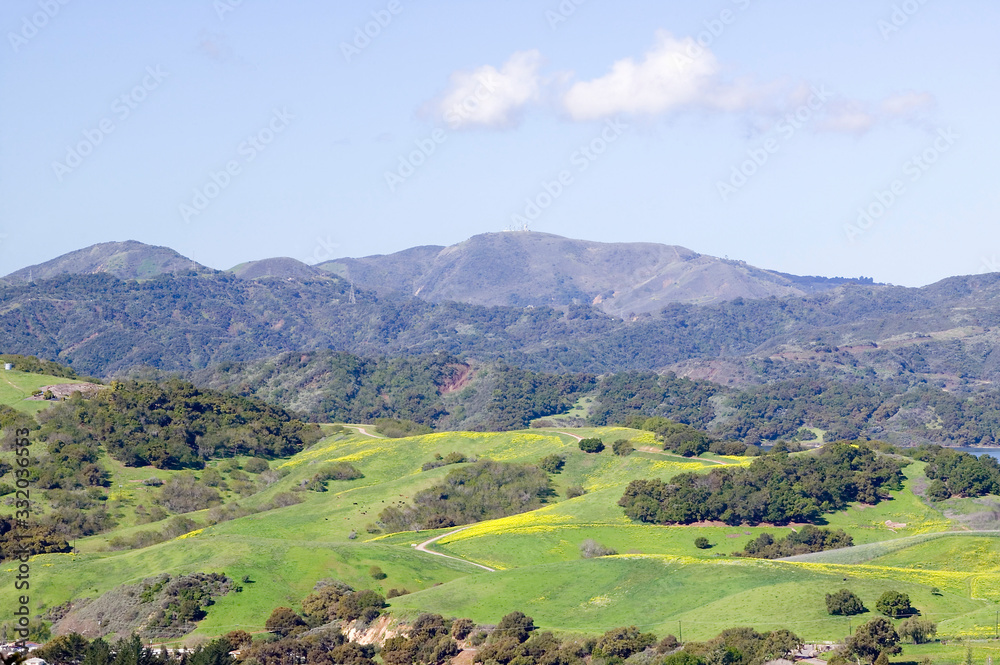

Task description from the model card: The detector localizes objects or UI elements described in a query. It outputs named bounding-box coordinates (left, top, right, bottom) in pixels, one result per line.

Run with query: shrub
left=495, top=612, right=534, bottom=643
left=566, top=485, right=586, bottom=499
left=579, top=539, right=617, bottom=558
left=369, top=565, right=387, bottom=580
left=826, top=589, right=867, bottom=616
left=875, top=590, right=915, bottom=618
left=372, top=418, right=433, bottom=438
left=157, top=474, right=222, bottom=514
left=538, top=454, right=566, bottom=474
left=265, top=607, right=306, bottom=637
left=898, top=618, right=937, bottom=644
left=578, top=438, right=605, bottom=453
left=386, top=588, right=409, bottom=599
left=452, top=618, right=475, bottom=640
left=612, top=439, right=634, bottom=456
left=694, top=537, right=711, bottom=549
left=303, top=463, right=364, bottom=491
left=593, top=626, right=656, bottom=660
left=244, top=458, right=270, bottom=474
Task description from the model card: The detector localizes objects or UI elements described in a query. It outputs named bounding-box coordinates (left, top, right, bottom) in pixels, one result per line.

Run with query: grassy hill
left=0, top=367, right=89, bottom=414
left=5, top=424, right=999, bottom=649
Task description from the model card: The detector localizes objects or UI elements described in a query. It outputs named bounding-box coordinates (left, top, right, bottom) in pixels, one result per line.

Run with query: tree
left=538, top=454, right=565, bottom=474
left=264, top=607, right=306, bottom=637
left=452, top=618, right=475, bottom=640
left=36, top=633, right=90, bottom=665
left=845, top=618, right=901, bottom=665
left=496, top=611, right=535, bottom=643
left=612, top=439, right=634, bottom=456
left=826, top=589, right=866, bottom=616
left=897, top=618, right=937, bottom=644
left=187, top=638, right=234, bottom=665
left=578, top=438, right=605, bottom=453
left=694, top=537, right=711, bottom=550
left=594, top=626, right=656, bottom=661
left=875, top=590, right=915, bottom=618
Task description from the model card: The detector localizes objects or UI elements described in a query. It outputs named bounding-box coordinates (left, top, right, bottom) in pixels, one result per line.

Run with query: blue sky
left=1, top=0, right=996, bottom=286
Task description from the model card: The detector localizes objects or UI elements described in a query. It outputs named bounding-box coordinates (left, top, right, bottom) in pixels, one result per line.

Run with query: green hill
left=5, top=425, right=998, bottom=647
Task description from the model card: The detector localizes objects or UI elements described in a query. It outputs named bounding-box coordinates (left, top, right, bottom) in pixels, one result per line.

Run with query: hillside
left=5, top=426, right=999, bottom=646
left=3, top=240, right=211, bottom=283
left=228, top=257, right=334, bottom=281
left=318, top=232, right=871, bottom=316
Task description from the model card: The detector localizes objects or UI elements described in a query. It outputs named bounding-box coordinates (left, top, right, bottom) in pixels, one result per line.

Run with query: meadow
left=1, top=381, right=999, bottom=661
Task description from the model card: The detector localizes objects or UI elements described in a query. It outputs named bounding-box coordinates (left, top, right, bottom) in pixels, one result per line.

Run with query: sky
left=1, top=0, right=997, bottom=286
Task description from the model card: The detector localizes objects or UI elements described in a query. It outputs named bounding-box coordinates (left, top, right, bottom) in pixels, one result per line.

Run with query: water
left=949, top=447, right=1000, bottom=461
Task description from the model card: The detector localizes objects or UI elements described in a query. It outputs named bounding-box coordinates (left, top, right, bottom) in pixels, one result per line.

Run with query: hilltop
left=3, top=241, right=212, bottom=283
left=318, top=232, right=871, bottom=316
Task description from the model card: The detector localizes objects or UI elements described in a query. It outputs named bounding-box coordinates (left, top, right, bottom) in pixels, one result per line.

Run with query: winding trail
left=414, top=526, right=495, bottom=572
left=555, top=431, right=583, bottom=441
left=345, top=424, right=384, bottom=438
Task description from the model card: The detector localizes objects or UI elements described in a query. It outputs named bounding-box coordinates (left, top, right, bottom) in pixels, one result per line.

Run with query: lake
left=949, top=447, right=1000, bottom=461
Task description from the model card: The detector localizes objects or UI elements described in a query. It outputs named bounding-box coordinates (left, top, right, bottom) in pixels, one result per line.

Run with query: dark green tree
left=875, top=590, right=914, bottom=618
left=846, top=618, right=901, bottom=665
left=826, top=589, right=866, bottom=616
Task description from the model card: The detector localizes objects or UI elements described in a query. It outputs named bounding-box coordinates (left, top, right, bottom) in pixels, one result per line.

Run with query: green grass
left=0, top=369, right=84, bottom=414
left=7, top=426, right=1000, bottom=646
left=388, top=554, right=986, bottom=641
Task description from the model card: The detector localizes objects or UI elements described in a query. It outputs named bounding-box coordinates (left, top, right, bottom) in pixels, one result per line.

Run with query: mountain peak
left=4, top=241, right=211, bottom=283
left=317, top=232, right=859, bottom=315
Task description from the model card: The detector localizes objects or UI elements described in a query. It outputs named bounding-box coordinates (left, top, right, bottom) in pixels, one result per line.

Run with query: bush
left=495, top=611, right=534, bottom=643
left=566, top=485, right=586, bottom=499
left=538, top=454, right=566, bottom=474
left=386, top=588, right=409, bottom=599
left=303, top=463, right=364, bottom=491
left=372, top=418, right=433, bottom=438
left=593, top=626, right=656, bottom=660
left=694, top=537, right=711, bottom=549
left=452, top=618, right=475, bottom=640
left=578, top=438, right=605, bottom=453
left=244, top=458, right=270, bottom=474
left=375, top=460, right=554, bottom=532
left=898, top=618, right=937, bottom=644
left=265, top=607, right=306, bottom=637
left=826, top=589, right=867, bottom=616
left=157, top=474, right=222, bottom=514
left=579, top=539, right=617, bottom=558
left=612, top=439, right=634, bottom=456
left=369, top=565, right=387, bottom=580
left=875, top=590, right=915, bottom=618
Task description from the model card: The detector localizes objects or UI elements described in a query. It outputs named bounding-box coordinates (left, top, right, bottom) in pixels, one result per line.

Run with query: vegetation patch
left=618, top=442, right=904, bottom=525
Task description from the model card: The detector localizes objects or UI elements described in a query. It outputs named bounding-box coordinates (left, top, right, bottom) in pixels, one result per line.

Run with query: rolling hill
left=5, top=425, right=999, bottom=646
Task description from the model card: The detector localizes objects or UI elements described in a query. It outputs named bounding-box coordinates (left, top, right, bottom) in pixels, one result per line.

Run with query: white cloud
left=431, top=50, right=543, bottom=130
left=818, top=101, right=878, bottom=135
left=880, top=91, right=935, bottom=116
left=561, top=31, right=772, bottom=121
left=424, top=33, right=937, bottom=136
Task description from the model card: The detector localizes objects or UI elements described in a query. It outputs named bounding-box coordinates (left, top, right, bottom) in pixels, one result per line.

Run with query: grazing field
left=0, top=369, right=85, bottom=414
left=2, top=413, right=999, bottom=656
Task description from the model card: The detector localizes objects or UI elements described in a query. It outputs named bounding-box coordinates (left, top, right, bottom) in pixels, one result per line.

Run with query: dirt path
left=636, top=445, right=727, bottom=464
left=553, top=431, right=583, bottom=441
left=414, top=526, right=495, bottom=572
left=346, top=425, right=384, bottom=439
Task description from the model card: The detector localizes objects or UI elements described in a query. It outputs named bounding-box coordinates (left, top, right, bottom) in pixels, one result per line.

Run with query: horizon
left=3, top=1, right=997, bottom=287
left=2, top=231, right=913, bottom=287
